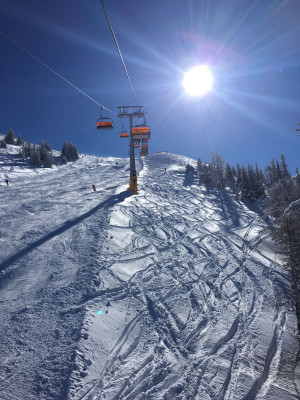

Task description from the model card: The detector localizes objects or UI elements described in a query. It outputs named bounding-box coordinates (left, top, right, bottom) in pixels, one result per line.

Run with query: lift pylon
left=117, top=106, right=145, bottom=194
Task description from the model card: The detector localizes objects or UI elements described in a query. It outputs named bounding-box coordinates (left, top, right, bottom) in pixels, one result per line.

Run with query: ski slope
left=0, top=144, right=299, bottom=400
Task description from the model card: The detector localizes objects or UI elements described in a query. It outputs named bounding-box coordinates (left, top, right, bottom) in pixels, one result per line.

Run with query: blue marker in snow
left=98, top=310, right=103, bottom=315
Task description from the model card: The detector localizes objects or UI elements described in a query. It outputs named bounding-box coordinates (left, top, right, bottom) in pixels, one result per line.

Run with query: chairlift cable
left=100, top=0, right=138, bottom=106
left=0, top=30, right=115, bottom=114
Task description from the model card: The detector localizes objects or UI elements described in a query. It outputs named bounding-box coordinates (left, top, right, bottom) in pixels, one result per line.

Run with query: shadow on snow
left=183, top=172, right=194, bottom=186
left=0, top=190, right=131, bottom=274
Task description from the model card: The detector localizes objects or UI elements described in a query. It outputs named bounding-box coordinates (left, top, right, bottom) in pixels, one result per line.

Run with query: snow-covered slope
left=0, top=147, right=299, bottom=400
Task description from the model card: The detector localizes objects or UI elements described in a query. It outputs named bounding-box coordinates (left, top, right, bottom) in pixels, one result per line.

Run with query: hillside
left=0, top=144, right=299, bottom=400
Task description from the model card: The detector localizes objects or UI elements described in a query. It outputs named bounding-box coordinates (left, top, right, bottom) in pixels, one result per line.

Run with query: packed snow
left=0, top=141, right=299, bottom=400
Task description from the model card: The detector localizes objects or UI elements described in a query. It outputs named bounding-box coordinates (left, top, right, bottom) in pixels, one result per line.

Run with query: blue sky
left=1, top=0, right=300, bottom=171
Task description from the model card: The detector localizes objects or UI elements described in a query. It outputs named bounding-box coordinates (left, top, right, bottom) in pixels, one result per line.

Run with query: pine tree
left=61, top=142, right=79, bottom=161
left=30, top=144, right=41, bottom=166
left=210, top=153, right=224, bottom=189
left=185, top=163, right=195, bottom=173
left=246, top=164, right=257, bottom=201
left=268, top=198, right=300, bottom=325
left=44, top=140, right=52, bottom=152
left=234, top=163, right=242, bottom=196
left=240, top=166, right=253, bottom=202
left=24, top=141, right=32, bottom=157
left=0, top=140, right=7, bottom=148
left=62, top=142, right=67, bottom=158
left=266, top=178, right=294, bottom=218
left=224, top=163, right=234, bottom=187
left=293, top=172, right=300, bottom=199
left=265, top=158, right=279, bottom=185
left=197, top=158, right=202, bottom=172
left=280, top=154, right=291, bottom=180
left=71, top=144, right=79, bottom=160
left=61, top=155, right=67, bottom=165
left=265, top=155, right=300, bottom=327
left=44, top=152, right=54, bottom=168
left=40, top=141, right=48, bottom=161
left=201, top=163, right=212, bottom=183
left=16, top=135, right=23, bottom=146
left=254, top=163, right=265, bottom=198
left=275, top=160, right=282, bottom=181
left=255, top=163, right=264, bottom=182
left=4, top=128, right=15, bottom=144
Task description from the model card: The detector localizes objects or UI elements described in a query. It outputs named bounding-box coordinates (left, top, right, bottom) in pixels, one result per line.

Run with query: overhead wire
left=0, top=30, right=115, bottom=114
left=100, top=0, right=139, bottom=106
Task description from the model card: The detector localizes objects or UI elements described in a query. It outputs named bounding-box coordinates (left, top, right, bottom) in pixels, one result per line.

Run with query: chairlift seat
left=132, top=125, right=150, bottom=139
left=132, top=126, right=150, bottom=134
left=97, top=119, right=113, bottom=130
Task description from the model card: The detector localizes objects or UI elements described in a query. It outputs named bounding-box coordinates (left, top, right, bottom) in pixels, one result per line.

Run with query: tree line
left=187, top=152, right=300, bottom=328
left=1, top=128, right=79, bottom=167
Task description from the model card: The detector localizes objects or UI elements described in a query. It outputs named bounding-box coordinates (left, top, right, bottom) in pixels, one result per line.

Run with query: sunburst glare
left=183, top=65, right=214, bottom=96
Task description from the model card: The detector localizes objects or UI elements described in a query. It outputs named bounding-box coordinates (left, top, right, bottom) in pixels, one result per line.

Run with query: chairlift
left=132, top=125, right=150, bottom=139
left=120, top=124, right=129, bottom=138
left=97, top=107, right=113, bottom=130
left=132, top=116, right=150, bottom=139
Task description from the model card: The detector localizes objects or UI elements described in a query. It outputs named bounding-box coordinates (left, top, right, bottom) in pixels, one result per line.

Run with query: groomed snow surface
left=0, top=142, right=299, bottom=400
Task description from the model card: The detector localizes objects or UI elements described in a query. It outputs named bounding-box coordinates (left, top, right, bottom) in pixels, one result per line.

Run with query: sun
left=183, top=65, right=214, bottom=96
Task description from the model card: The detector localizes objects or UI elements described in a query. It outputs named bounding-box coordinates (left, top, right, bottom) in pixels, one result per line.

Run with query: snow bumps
left=69, top=153, right=299, bottom=400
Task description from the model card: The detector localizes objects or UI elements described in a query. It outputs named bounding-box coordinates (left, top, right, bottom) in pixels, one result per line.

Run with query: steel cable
left=100, top=0, right=139, bottom=106
left=0, top=30, right=115, bottom=113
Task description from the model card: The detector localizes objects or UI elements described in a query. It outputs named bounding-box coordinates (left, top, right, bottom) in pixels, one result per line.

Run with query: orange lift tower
left=117, top=106, right=146, bottom=194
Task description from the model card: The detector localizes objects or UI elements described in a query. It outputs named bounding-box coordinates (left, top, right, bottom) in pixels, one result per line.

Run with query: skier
left=5, top=179, right=9, bottom=186
left=92, top=185, right=96, bottom=192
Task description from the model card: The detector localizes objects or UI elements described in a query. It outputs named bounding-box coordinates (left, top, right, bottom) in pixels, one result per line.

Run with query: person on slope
left=5, top=179, right=9, bottom=186
left=92, top=185, right=96, bottom=192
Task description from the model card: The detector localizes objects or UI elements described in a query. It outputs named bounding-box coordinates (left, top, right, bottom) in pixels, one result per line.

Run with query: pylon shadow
left=0, top=190, right=131, bottom=274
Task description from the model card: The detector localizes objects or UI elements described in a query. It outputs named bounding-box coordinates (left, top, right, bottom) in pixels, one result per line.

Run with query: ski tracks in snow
left=1, top=149, right=297, bottom=399
left=69, top=153, right=299, bottom=400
